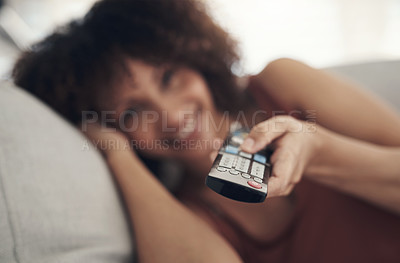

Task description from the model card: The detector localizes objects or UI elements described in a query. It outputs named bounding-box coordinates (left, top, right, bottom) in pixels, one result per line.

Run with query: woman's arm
left=84, top=125, right=242, bottom=263
left=253, top=58, right=400, bottom=146
left=240, top=116, right=400, bottom=215
left=306, top=126, right=400, bottom=214
left=242, top=57, right=400, bottom=214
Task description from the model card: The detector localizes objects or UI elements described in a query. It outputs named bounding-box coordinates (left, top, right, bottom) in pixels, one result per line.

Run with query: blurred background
left=0, top=0, right=399, bottom=77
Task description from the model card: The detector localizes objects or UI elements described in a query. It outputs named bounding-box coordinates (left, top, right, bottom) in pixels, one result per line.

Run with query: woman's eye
left=161, top=68, right=175, bottom=87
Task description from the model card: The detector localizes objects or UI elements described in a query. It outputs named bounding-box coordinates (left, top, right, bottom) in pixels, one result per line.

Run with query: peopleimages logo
left=81, top=110, right=317, bottom=133
left=80, top=109, right=317, bottom=151
left=81, top=138, right=225, bottom=152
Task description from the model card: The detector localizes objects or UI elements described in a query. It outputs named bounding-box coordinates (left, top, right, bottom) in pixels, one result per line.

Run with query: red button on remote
left=247, top=180, right=262, bottom=189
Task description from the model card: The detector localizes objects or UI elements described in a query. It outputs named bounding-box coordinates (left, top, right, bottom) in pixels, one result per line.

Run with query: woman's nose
left=163, top=106, right=180, bottom=130
left=158, top=101, right=196, bottom=134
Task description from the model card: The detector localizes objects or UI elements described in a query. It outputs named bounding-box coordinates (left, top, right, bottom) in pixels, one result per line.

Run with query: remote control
left=206, top=125, right=272, bottom=203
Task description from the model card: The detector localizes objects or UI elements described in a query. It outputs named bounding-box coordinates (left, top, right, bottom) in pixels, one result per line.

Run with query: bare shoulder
left=254, top=58, right=400, bottom=144
left=252, top=58, right=322, bottom=110
left=263, top=57, right=306, bottom=71
left=260, top=58, right=315, bottom=77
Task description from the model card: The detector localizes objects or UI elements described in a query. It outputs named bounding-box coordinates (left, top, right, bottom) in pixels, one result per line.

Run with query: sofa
left=0, top=60, right=399, bottom=262
left=0, top=81, right=134, bottom=262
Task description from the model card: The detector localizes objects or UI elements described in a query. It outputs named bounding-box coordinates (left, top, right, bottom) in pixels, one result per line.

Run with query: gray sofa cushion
left=0, top=81, right=134, bottom=263
left=327, top=60, right=400, bottom=111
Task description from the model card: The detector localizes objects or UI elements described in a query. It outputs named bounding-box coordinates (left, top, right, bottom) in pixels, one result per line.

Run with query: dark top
left=187, top=79, right=400, bottom=262
left=190, top=179, right=400, bottom=263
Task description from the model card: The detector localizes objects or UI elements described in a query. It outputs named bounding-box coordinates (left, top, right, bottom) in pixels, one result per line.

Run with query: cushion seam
left=0, top=145, right=21, bottom=263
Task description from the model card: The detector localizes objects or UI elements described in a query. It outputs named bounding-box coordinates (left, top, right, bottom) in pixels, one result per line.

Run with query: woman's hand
left=240, top=115, right=322, bottom=197
left=81, top=125, right=243, bottom=263
left=80, top=122, right=133, bottom=158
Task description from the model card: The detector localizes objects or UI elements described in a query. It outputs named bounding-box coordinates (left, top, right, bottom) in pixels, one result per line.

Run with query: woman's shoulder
left=259, top=58, right=312, bottom=76
left=244, top=58, right=314, bottom=112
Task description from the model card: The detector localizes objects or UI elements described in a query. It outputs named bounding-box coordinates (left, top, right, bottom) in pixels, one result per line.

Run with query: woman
left=12, top=0, right=400, bottom=262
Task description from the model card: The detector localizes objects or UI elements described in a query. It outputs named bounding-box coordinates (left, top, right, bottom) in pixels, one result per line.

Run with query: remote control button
left=251, top=162, right=265, bottom=179
left=253, top=177, right=263, bottom=183
left=239, top=152, right=252, bottom=159
left=241, top=173, right=251, bottom=179
left=232, top=157, right=238, bottom=167
left=235, top=157, right=250, bottom=173
left=216, top=166, right=227, bottom=172
left=225, top=145, right=239, bottom=154
left=253, top=154, right=267, bottom=164
left=229, top=169, right=240, bottom=175
left=247, top=180, right=262, bottom=189
left=219, top=154, right=235, bottom=168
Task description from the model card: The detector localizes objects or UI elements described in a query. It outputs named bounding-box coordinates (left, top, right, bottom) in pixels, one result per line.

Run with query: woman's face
left=100, top=59, right=231, bottom=163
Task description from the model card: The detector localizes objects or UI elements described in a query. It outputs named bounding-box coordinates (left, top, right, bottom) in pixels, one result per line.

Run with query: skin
left=96, top=60, right=231, bottom=172
left=244, top=59, right=400, bottom=213
left=83, top=58, right=400, bottom=263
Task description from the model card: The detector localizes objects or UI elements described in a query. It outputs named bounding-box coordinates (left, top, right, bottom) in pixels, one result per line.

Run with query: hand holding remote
left=206, top=123, right=273, bottom=203
left=240, top=115, right=321, bottom=197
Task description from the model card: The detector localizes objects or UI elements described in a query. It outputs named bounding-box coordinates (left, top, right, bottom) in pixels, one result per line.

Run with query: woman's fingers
left=267, top=149, right=297, bottom=197
left=81, top=121, right=113, bottom=140
left=265, top=135, right=306, bottom=197
left=240, top=116, right=302, bottom=153
left=209, top=151, right=219, bottom=163
left=267, top=161, right=300, bottom=197
left=80, top=121, right=131, bottom=155
left=209, top=138, right=224, bottom=163
left=236, top=116, right=315, bottom=198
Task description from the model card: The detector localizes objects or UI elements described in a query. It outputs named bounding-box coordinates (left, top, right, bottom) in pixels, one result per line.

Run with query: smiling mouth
left=176, top=113, right=201, bottom=141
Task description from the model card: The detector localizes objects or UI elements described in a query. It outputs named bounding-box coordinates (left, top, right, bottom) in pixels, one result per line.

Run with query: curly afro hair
left=13, top=0, right=245, bottom=124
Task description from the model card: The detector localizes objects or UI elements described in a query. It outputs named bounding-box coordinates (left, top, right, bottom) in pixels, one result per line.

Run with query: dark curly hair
left=13, top=0, right=245, bottom=124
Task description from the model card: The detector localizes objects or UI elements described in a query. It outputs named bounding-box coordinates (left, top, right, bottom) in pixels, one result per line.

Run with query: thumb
left=209, top=150, right=219, bottom=163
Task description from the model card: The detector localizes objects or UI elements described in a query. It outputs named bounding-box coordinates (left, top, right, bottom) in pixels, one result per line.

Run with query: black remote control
left=206, top=126, right=272, bottom=203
